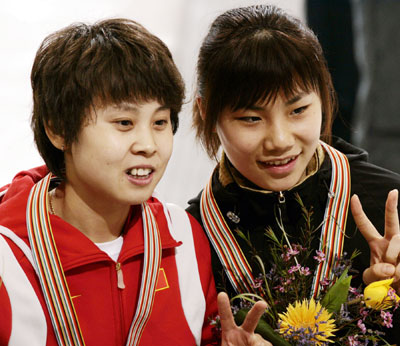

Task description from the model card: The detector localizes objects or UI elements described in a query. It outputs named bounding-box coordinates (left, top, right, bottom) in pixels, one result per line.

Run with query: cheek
left=72, top=133, right=123, bottom=166
left=302, top=111, right=322, bottom=142
left=158, top=133, right=173, bottom=161
left=220, top=136, right=254, bottom=157
left=217, top=127, right=257, bottom=156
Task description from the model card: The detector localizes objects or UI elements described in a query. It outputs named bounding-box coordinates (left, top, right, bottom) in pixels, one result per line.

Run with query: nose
left=130, top=126, right=157, bottom=156
left=263, top=120, right=293, bottom=153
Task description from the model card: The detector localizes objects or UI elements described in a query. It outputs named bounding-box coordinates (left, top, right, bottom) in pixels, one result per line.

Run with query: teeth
left=265, top=156, right=295, bottom=166
left=129, top=168, right=152, bottom=176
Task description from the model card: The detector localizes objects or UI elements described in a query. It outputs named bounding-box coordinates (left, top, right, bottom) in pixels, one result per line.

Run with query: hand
left=218, top=292, right=272, bottom=346
left=350, top=189, right=400, bottom=291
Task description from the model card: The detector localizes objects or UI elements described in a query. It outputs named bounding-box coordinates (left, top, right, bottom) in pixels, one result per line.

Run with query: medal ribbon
left=310, top=142, right=351, bottom=297
left=200, top=175, right=257, bottom=295
left=200, top=142, right=350, bottom=298
left=27, top=173, right=161, bottom=346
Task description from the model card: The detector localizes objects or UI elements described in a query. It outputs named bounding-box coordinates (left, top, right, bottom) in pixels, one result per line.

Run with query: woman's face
left=63, top=100, right=173, bottom=212
left=216, top=91, right=322, bottom=191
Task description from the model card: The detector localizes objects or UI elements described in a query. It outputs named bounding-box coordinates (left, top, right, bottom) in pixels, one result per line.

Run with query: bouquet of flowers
left=211, top=194, right=400, bottom=345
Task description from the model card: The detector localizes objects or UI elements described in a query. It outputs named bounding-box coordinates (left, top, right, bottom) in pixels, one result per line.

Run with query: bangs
left=74, top=34, right=183, bottom=114
left=207, top=29, right=321, bottom=112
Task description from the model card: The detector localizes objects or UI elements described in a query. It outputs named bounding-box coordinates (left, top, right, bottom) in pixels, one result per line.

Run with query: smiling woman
left=186, top=4, right=400, bottom=345
left=46, top=100, right=174, bottom=241
left=215, top=91, right=322, bottom=192
left=0, top=18, right=221, bottom=346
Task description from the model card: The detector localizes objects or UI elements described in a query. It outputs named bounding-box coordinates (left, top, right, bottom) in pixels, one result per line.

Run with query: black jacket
left=187, top=138, right=400, bottom=340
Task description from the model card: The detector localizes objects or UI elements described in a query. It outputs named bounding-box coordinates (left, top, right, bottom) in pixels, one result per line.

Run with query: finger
left=218, top=292, right=235, bottom=332
left=384, top=234, right=400, bottom=265
left=241, top=300, right=268, bottom=333
left=363, top=263, right=395, bottom=285
left=384, top=189, right=400, bottom=239
left=394, top=262, right=400, bottom=284
left=250, top=333, right=272, bottom=346
left=351, top=194, right=381, bottom=242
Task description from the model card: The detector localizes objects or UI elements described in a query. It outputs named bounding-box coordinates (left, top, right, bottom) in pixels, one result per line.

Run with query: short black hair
left=31, top=18, right=185, bottom=178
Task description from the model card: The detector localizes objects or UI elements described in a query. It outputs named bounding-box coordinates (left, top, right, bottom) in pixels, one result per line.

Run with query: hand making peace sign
left=218, top=292, right=272, bottom=346
left=350, top=189, right=400, bottom=291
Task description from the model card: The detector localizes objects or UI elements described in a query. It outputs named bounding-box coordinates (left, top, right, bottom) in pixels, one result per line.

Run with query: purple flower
left=357, top=319, right=366, bottom=334
left=281, top=245, right=300, bottom=262
left=359, top=307, right=369, bottom=321
left=209, top=315, right=221, bottom=332
left=349, top=286, right=362, bottom=298
left=381, top=310, right=393, bottom=328
left=288, top=264, right=301, bottom=274
left=283, top=278, right=293, bottom=286
left=387, top=287, right=400, bottom=310
left=347, top=335, right=361, bottom=346
left=320, top=278, right=331, bottom=287
left=252, top=274, right=264, bottom=289
left=300, top=266, right=311, bottom=276
left=293, top=244, right=306, bottom=252
left=313, top=250, right=326, bottom=263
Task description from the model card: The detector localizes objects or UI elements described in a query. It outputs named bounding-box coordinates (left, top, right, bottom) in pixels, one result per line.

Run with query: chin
left=262, top=177, right=301, bottom=192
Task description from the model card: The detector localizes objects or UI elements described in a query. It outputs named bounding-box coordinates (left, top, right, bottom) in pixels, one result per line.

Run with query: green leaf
left=321, top=269, right=352, bottom=313
left=234, top=309, right=291, bottom=346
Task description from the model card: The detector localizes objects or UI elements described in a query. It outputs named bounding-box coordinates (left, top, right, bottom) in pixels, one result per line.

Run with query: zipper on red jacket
left=113, top=261, right=126, bottom=344
left=116, top=262, right=126, bottom=289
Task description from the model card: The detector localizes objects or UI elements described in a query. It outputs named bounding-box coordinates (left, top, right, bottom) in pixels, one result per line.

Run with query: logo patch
left=155, top=268, right=169, bottom=292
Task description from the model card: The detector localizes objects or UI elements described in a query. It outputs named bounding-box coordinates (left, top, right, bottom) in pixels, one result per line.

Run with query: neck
left=50, top=184, right=131, bottom=243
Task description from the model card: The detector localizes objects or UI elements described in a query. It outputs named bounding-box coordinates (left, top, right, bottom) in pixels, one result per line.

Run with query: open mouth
left=263, top=156, right=297, bottom=167
left=126, top=168, right=153, bottom=179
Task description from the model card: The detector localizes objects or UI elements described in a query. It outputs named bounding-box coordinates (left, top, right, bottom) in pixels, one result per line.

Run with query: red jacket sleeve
left=0, top=278, right=12, bottom=345
left=187, top=213, right=220, bottom=345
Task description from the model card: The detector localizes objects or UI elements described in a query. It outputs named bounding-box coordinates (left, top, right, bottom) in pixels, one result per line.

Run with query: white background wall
left=0, top=0, right=304, bottom=207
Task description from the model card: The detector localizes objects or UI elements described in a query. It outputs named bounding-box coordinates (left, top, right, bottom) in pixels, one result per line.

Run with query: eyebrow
left=246, top=92, right=308, bottom=111
left=113, top=103, right=170, bottom=113
left=285, top=92, right=308, bottom=106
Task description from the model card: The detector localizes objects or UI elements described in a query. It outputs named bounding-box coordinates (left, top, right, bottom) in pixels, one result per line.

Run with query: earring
left=61, top=145, right=65, bottom=152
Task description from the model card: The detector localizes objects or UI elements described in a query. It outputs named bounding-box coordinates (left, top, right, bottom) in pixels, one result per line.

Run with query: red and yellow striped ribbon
left=126, top=202, right=161, bottom=345
left=27, top=174, right=84, bottom=345
left=311, top=142, right=351, bottom=297
left=27, top=173, right=161, bottom=346
left=200, top=176, right=257, bottom=295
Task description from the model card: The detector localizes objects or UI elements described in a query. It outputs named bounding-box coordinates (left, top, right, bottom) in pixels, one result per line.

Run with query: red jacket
left=0, top=166, right=218, bottom=345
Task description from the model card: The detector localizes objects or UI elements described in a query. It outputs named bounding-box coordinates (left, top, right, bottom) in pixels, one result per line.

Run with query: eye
left=118, top=120, right=133, bottom=126
left=154, top=117, right=171, bottom=130
left=291, top=105, right=308, bottom=116
left=155, top=119, right=167, bottom=126
left=114, top=119, right=134, bottom=130
left=238, top=116, right=261, bottom=123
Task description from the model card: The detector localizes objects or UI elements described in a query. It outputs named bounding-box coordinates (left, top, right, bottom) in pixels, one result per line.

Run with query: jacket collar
left=218, top=144, right=325, bottom=194
left=0, top=166, right=181, bottom=271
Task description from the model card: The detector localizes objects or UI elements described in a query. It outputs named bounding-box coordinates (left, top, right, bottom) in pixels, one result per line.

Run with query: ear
left=44, top=125, right=65, bottom=151
left=196, top=97, right=206, bottom=121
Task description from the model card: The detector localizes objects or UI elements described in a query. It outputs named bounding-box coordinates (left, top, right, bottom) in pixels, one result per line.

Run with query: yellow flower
left=364, top=278, right=400, bottom=309
left=278, top=298, right=336, bottom=345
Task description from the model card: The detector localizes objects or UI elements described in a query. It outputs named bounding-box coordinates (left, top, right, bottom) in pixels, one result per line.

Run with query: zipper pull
left=278, top=191, right=286, bottom=204
left=116, top=262, right=125, bottom=289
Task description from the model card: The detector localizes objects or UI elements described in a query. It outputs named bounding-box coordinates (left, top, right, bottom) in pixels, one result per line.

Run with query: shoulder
left=165, top=201, right=209, bottom=246
left=186, top=189, right=203, bottom=224
left=332, top=137, right=400, bottom=190
left=332, top=137, right=400, bottom=225
left=149, top=197, right=208, bottom=245
left=0, top=165, right=49, bottom=237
